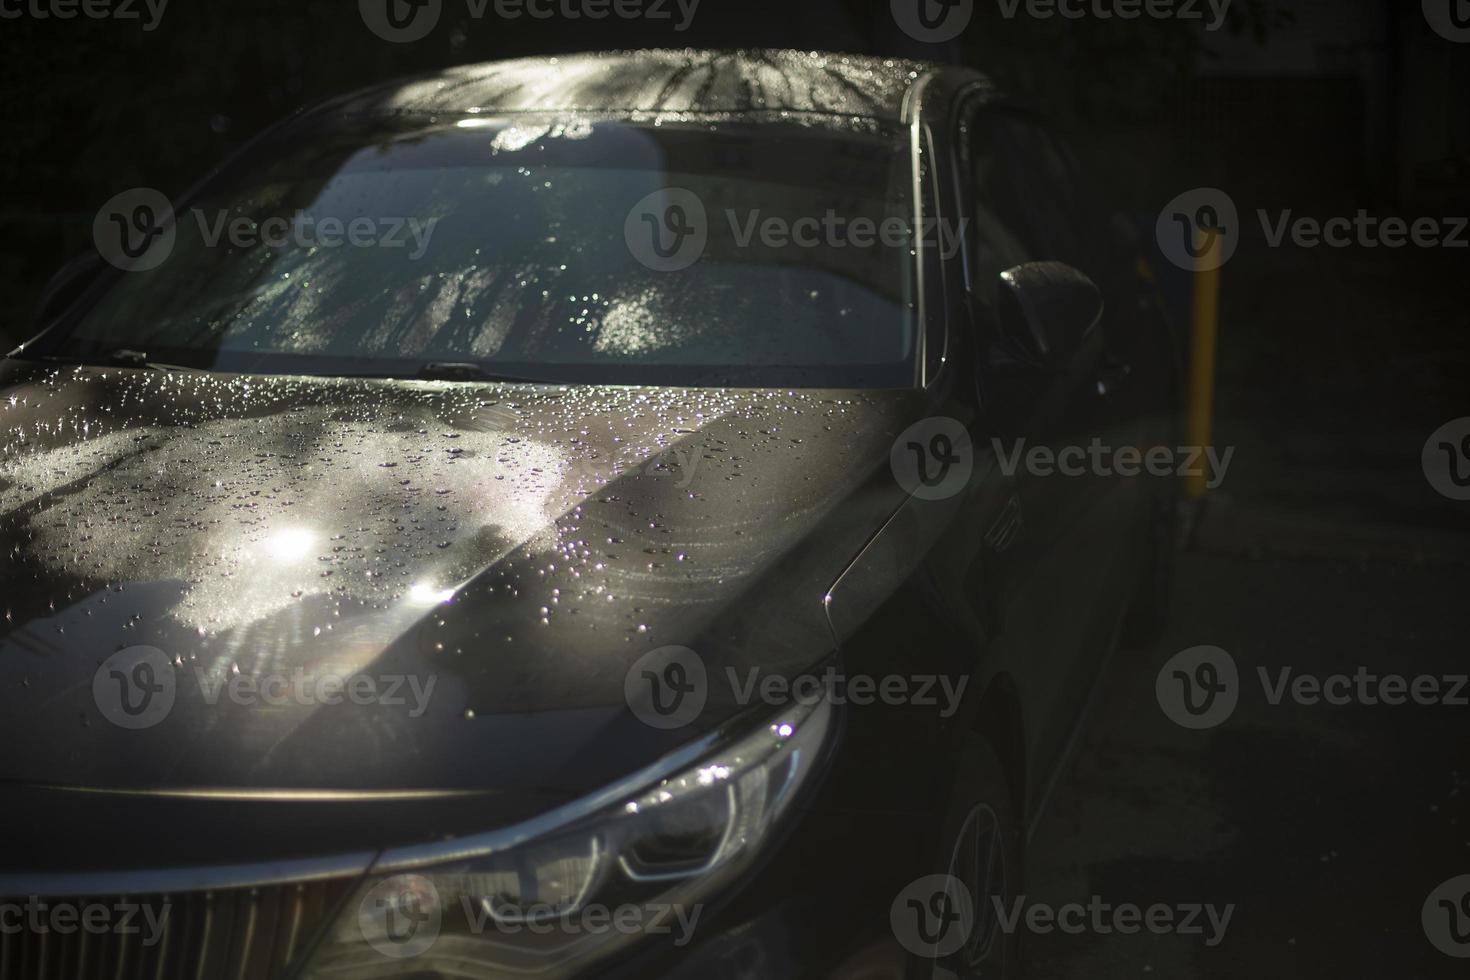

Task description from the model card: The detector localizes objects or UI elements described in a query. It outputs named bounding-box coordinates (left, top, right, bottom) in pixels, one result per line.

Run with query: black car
left=0, top=50, right=1177, bottom=979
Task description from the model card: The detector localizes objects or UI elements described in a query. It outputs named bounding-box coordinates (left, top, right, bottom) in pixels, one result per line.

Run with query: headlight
left=302, top=697, right=833, bottom=978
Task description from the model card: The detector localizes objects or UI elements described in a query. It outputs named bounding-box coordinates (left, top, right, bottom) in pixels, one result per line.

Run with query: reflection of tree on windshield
left=60, top=116, right=916, bottom=387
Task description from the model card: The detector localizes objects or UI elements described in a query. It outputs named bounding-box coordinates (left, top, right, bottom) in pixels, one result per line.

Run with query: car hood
left=0, top=362, right=922, bottom=811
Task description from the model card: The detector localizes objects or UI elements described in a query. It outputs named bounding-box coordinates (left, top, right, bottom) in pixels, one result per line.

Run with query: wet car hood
left=0, top=363, right=922, bottom=813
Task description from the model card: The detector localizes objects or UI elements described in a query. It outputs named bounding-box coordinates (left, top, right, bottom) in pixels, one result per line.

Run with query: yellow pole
left=1184, top=233, right=1221, bottom=500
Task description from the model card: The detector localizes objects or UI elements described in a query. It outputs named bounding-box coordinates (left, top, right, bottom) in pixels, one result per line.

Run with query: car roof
left=313, top=49, right=945, bottom=123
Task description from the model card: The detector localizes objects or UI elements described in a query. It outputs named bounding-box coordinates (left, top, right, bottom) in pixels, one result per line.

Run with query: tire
left=905, top=734, right=1023, bottom=980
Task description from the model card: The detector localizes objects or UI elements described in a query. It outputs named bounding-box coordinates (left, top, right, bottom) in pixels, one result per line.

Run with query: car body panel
left=317, top=49, right=929, bottom=122
left=0, top=362, right=923, bottom=799
left=0, top=49, right=1178, bottom=978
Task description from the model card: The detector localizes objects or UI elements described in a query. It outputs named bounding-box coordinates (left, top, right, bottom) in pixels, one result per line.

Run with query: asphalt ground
left=1028, top=547, right=1468, bottom=978
left=1024, top=240, right=1470, bottom=978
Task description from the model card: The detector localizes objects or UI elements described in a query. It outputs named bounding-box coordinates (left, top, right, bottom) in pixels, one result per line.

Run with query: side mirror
left=34, top=252, right=103, bottom=328
left=996, top=261, right=1103, bottom=369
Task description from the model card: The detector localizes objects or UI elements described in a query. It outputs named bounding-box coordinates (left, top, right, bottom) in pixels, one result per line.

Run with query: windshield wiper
left=28, top=353, right=540, bottom=381
left=42, top=349, right=201, bottom=373
left=413, top=362, right=543, bottom=384
left=104, top=349, right=166, bottom=370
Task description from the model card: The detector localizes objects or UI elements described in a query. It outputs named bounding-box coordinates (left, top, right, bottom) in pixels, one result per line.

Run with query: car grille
left=0, top=880, right=354, bottom=980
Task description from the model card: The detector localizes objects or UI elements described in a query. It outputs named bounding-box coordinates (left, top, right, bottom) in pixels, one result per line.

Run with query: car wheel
left=913, top=734, right=1022, bottom=980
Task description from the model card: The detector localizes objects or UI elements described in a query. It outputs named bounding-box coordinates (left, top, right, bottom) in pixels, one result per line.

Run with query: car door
left=959, top=104, right=1142, bottom=790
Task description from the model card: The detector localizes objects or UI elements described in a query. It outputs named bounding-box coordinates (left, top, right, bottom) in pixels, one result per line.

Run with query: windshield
left=39, top=113, right=918, bottom=388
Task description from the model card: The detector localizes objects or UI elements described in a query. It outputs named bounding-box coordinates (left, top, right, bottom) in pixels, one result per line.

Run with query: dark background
left=3, top=1, right=1468, bottom=976
left=3, top=0, right=1463, bottom=336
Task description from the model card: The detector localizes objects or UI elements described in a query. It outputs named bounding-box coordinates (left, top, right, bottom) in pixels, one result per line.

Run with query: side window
left=963, top=108, right=1110, bottom=370
left=968, top=112, right=1099, bottom=288
left=961, top=113, right=1032, bottom=320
